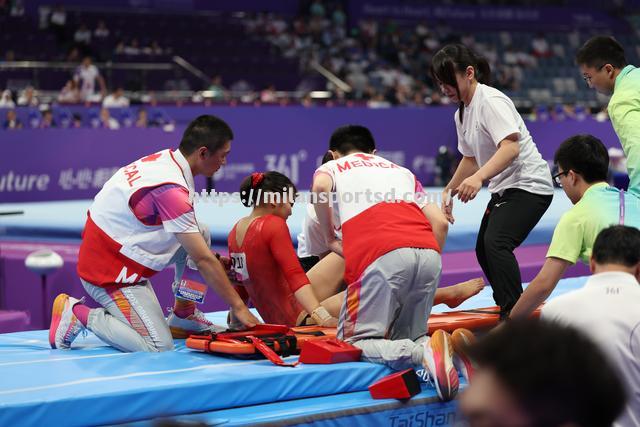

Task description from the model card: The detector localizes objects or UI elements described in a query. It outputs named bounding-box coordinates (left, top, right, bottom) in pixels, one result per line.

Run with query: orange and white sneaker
left=167, top=308, right=224, bottom=338
left=422, top=329, right=459, bottom=401
left=49, top=293, right=85, bottom=350
left=451, top=328, right=476, bottom=384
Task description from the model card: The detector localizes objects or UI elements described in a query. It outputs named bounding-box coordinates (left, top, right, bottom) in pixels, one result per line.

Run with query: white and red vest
left=78, top=149, right=195, bottom=286
left=315, top=153, right=440, bottom=284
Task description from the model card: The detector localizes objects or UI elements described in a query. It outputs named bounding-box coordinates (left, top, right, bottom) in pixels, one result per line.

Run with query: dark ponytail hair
left=430, top=44, right=492, bottom=123
left=239, top=171, right=297, bottom=207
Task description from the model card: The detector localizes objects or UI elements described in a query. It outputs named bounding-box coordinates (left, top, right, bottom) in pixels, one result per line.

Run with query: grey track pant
left=81, top=279, right=174, bottom=352
left=338, top=247, right=441, bottom=371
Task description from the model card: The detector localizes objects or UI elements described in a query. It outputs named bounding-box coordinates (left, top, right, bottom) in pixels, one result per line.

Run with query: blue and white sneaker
left=49, top=294, right=85, bottom=349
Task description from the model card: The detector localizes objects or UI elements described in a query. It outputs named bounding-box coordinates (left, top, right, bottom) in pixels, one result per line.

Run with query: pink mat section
left=440, top=244, right=590, bottom=286
left=1, top=240, right=589, bottom=331
left=0, top=310, right=30, bottom=333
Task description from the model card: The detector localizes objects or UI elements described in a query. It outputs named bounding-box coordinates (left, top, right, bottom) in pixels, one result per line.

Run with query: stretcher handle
left=247, top=335, right=299, bottom=367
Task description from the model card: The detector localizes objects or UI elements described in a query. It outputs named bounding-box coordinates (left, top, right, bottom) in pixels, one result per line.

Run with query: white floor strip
left=0, top=352, right=130, bottom=367
left=0, top=356, right=298, bottom=396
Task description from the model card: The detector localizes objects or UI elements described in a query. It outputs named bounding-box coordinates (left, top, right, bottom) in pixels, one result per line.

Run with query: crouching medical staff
left=49, top=115, right=260, bottom=352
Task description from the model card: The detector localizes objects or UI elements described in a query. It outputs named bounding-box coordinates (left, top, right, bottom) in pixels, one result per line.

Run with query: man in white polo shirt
left=542, top=225, right=640, bottom=427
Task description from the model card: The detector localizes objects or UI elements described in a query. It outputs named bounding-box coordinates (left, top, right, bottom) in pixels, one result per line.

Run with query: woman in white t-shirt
left=431, top=44, right=554, bottom=319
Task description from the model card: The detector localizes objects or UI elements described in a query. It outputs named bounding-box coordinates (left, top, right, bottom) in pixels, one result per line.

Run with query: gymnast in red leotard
left=227, top=171, right=338, bottom=328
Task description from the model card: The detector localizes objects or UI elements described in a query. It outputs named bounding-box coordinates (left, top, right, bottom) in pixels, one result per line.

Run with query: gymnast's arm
left=176, top=232, right=259, bottom=327
left=509, top=257, right=571, bottom=320
left=265, top=217, right=337, bottom=327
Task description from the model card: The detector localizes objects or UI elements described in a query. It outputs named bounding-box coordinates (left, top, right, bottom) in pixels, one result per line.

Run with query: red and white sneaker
left=167, top=308, right=225, bottom=338
left=49, top=293, right=85, bottom=350
left=422, top=329, right=459, bottom=401
left=451, top=328, right=476, bottom=384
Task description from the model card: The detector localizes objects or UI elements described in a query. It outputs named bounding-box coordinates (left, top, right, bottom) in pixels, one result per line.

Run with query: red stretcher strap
left=247, top=335, right=299, bottom=367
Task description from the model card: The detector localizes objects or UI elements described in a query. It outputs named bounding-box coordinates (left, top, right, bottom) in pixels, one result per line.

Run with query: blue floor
left=0, top=276, right=588, bottom=426
left=0, top=188, right=572, bottom=252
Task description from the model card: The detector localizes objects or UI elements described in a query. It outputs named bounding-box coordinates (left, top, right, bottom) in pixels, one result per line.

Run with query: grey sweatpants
left=338, top=247, right=441, bottom=371
left=81, top=279, right=174, bottom=352
left=78, top=225, right=211, bottom=352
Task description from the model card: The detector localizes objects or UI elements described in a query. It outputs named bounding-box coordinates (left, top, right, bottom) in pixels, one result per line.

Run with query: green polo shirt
left=547, top=183, right=640, bottom=264
left=608, top=65, right=640, bottom=197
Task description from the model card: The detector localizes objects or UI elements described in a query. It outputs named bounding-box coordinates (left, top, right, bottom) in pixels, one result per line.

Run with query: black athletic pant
left=475, top=188, right=553, bottom=318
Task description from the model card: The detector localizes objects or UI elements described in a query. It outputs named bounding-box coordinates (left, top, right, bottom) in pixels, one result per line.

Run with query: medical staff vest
left=78, top=149, right=194, bottom=286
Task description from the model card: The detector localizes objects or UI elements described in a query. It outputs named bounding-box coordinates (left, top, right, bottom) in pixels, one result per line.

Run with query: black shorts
left=298, top=256, right=320, bottom=273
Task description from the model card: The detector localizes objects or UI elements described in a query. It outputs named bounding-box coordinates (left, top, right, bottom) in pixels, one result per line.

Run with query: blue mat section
left=0, top=277, right=588, bottom=427
left=0, top=188, right=572, bottom=252
left=131, top=387, right=460, bottom=427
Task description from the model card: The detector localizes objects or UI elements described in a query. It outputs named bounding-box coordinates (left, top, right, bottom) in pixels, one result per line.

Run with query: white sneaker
left=49, top=294, right=85, bottom=350
left=167, top=308, right=225, bottom=338
left=422, top=329, right=459, bottom=401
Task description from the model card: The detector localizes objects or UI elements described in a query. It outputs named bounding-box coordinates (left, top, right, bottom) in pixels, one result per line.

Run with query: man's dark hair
left=329, top=125, right=376, bottom=154
left=576, top=36, right=627, bottom=69
left=179, top=115, right=233, bottom=155
left=321, top=150, right=334, bottom=164
left=470, top=319, right=626, bottom=427
left=554, top=134, right=609, bottom=183
left=592, top=225, right=640, bottom=267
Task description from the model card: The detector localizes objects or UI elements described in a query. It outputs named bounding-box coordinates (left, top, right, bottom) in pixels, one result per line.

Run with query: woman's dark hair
left=430, top=44, right=492, bottom=123
left=239, top=171, right=297, bottom=207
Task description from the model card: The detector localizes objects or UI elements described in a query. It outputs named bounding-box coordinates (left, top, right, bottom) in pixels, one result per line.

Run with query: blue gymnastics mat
left=0, top=276, right=588, bottom=427
left=0, top=188, right=572, bottom=252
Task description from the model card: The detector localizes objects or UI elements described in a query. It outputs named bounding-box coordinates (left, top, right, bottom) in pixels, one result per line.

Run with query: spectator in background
left=3, top=110, right=22, bottom=130
left=123, top=38, right=141, bottom=55
left=102, top=87, right=130, bottom=108
left=135, top=109, right=148, bottom=128
left=309, top=0, right=325, bottom=18
left=66, top=46, right=81, bottom=62
left=74, top=56, right=106, bottom=102
left=58, top=79, right=80, bottom=104
left=208, top=75, right=226, bottom=100
left=0, top=89, right=15, bottom=108
left=17, top=86, right=38, bottom=107
left=144, top=40, right=164, bottom=56
left=99, top=108, right=120, bottom=130
left=542, top=225, right=640, bottom=426
left=93, top=20, right=109, bottom=40
left=332, top=4, right=346, bottom=28
left=10, top=0, right=24, bottom=17
left=72, top=113, right=83, bottom=128
left=74, top=23, right=92, bottom=47
left=49, top=4, right=67, bottom=43
left=260, top=84, right=278, bottom=103
left=532, top=32, right=552, bottom=58
left=460, top=319, right=626, bottom=427
left=40, top=109, right=57, bottom=128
